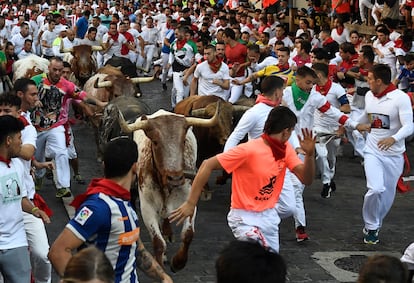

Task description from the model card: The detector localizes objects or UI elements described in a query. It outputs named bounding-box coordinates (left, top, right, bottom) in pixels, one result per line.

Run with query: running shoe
left=363, top=228, right=379, bottom=244
left=56, top=188, right=72, bottom=198
left=296, top=226, right=309, bottom=242
left=321, top=183, right=331, bottom=198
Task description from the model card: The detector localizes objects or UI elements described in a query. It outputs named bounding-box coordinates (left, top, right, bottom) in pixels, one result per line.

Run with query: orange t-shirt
left=217, top=138, right=302, bottom=212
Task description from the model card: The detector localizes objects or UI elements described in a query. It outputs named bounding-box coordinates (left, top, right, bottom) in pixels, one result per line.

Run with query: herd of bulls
left=12, top=48, right=254, bottom=272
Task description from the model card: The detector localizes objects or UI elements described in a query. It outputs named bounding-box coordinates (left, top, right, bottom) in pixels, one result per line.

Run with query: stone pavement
left=42, top=80, right=414, bottom=283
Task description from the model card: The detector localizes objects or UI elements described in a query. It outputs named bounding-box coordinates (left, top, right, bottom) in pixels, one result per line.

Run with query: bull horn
left=185, top=100, right=220, bottom=127
left=232, top=105, right=251, bottom=112
left=130, top=76, right=154, bottom=83
left=190, top=108, right=206, bottom=117
left=91, top=45, right=103, bottom=51
left=61, top=47, right=74, bottom=53
left=94, top=77, right=113, bottom=88
left=118, top=110, right=148, bottom=133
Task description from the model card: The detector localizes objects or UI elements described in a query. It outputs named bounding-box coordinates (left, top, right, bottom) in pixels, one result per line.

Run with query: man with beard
left=190, top=44, right=230, bottom=99
left=31, top=57, right=107, bottom=198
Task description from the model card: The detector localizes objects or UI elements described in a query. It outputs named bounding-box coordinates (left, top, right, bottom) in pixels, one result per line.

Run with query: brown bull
left=175, top=96, right=250, bottom=167
left=62, top=44, right=103, bottom=86
left=118, top=104, right=219, bottom=272
left=83, top=65, right=156, bottom=160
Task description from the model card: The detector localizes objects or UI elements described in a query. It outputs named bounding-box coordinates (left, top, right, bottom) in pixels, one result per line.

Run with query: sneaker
left=363, top=228, right=379, bottom=244
left=330, top=180, right=336, bottom=192
left=162, top=83, right=167, bottom=91
left=56, top=187, right=72, bottom=198
left=73, top=174, right=86, bottom=185
left=321, top=183, right=331, bottom=198
left=296, top=226, right=309, bottom=242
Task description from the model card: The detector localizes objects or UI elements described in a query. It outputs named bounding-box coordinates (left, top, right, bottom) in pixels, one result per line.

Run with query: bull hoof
left=170, top=256, right=187, bottom=273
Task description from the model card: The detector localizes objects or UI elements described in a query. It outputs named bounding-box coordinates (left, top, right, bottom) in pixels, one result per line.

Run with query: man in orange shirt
left=170, top=106, right=316, bottom=253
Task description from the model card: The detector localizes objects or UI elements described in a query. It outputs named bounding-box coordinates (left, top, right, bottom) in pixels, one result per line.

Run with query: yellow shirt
left=256, top=65, right=295, bottom=86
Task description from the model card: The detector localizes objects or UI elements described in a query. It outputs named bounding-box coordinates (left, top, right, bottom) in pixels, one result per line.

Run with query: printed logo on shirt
left=118, top=227, right=140, bottom=246
left=368, top=113, right=390, bottom=129
left=74, top=206, right=93, bottom=225
left=256, top=176, right=276, bottom=201
left=0, top=172, right=22, bottom=203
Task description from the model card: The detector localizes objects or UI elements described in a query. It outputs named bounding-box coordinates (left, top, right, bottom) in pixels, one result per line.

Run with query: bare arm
left=48, top=228, right=84, bottom=277
left=190, top=76, right=198, bottom=96
left=21, top=197, right=51, bottom=223
left=169, top=156, right=223, bottom=225
left=136, top=238, right=173, bottom=283
left=18, top=144, right=35, bottom=161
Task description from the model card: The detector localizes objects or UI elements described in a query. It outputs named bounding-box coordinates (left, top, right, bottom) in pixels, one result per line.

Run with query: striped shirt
left=67, top=193, right=140, bottom=283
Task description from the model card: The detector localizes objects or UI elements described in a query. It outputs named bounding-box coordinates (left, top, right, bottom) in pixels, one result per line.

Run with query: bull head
left=118, top=101, right=221, bottom=133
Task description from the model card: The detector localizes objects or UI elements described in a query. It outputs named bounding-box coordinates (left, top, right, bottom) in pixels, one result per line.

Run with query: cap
left=58, top=25, right=69, bottom=33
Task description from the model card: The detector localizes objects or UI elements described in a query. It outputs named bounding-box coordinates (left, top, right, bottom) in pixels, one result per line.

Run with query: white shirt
left=313, top=82, right=347, bottom=132
left=360, top=89, right=413, bottom=155
left=102, top=32, right=127, bottom=58
left=282, top=85, right=357, bottom=136
left=194, top=60, right=231, bottom=100
left=11, top=32, right=33, bottom=54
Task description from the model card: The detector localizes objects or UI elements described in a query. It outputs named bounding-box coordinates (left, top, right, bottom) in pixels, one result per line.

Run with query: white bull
left=118, top=105, right=220, bottom=272
left=12, top=55, right=49, bottom=82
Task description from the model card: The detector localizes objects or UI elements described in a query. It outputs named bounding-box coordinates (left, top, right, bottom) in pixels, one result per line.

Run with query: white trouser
left=161, top=52, right=170, bottom=84
left=227, top=206, right=281, bottom=252
left=67, top=126, right=77, bottom=160
left=23, top=212, right=51, bottom=283
left=171, top=71, right=192, bottom=108
left=96, top=52, right=104, bottom=68
left=362, top=151, right=403, bottom=230
left=276, top=169, right=297, bottom=219
left=359, top=0, right=374, bottom=22
left=128, top=51, right=138, bottom=65
left=290, top=170, right=306, bottom=228
left=35, top=125, right=70, bottom=189
left=371, top=4, right=384, bottom=25
left=144, top=44, right=156, bottom=71
left=228, top=76, right=245, bottom=103
left=315, top=137, right=341, bottom=185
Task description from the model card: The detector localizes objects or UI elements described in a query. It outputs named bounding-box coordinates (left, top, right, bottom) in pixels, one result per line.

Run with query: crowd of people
left=1, top=0, right=414, bottom=281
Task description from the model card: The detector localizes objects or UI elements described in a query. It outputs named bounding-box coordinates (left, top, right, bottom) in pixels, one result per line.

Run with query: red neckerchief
left=70, top=178, right=131, bottom=209
left=373, top=83, right=396, bottom=98
left=256, top=94, right=280, bottom=106
left=380, top=39, right=391, bottom=47
left=261, top=133, right=286, bottom=161
left=120, top=31, right=133, bottom=55
left=278, top=63, right=290, bottom=71
left=316, top=79, right=332, bottom=96
left=276, top=36, right=285, bottom=41
left=208, top=56, right=223, bottom=73
left=336, top=26, right=344, bottom=36
left=108, top=31, right=119, bottom=42
left=18, top=115, right=29, bottom=126
left=176, top=39, right=187, bottom=50
left=359, top=67, right=369, bottom=77
left=0, top=156, right=11, bottom=168
left=323, top=37, right=334, bottom=46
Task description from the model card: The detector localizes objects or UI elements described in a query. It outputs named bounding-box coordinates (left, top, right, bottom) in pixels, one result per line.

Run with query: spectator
left=358, top=255, right=407, bottom=283
left=216, top=240, right=287, bottom=283
left=61, top=246, right=114, bottom=283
